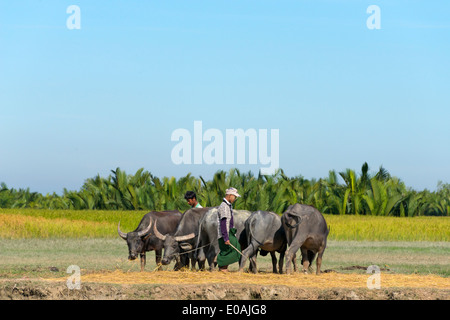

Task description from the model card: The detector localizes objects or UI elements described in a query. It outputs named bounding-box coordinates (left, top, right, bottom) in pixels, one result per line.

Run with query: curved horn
left=174, top=233, right=196, bottom=242
left=117, top=221, right=128, bottom=240
left=153, top=219, right=167, bottom=241
left=137, top=218, right=153, bottom=237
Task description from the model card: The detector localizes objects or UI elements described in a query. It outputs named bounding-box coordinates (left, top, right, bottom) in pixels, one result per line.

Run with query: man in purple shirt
left=217, top=187, right=241, bottom=272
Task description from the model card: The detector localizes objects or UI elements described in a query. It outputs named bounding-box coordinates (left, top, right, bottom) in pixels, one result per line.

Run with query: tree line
left=1, top=163, right=449, bottom=216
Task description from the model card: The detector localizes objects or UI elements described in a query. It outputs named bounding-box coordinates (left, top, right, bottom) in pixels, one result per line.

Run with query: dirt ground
left=1, top=271, right=449, bottom=300
left=1, top=280, right=448, bottom=300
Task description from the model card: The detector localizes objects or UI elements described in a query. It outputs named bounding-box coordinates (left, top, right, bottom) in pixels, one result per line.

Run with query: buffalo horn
left=137, top=218, right=153, bottom=238
left=174, top=233, right=196, bottom=242
left=117, top=221, right=128, bottom=240
left=153, top=219, right=167, bottom=241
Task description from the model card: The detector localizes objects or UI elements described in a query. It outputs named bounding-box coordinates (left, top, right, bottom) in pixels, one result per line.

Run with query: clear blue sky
left=1, top=0, right=449, bottom=194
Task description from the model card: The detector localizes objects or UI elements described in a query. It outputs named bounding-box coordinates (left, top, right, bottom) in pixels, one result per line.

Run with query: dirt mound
left=1, top=279, right=448, bottom=300
left=147, top=283, right=449, bottom=300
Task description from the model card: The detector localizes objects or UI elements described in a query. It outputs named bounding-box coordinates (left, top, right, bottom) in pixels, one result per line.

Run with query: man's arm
left=220, top=218, right=229, bottom=243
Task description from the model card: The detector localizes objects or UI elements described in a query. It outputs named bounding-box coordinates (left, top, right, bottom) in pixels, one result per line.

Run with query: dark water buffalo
left=281, top=204, right=329, bottom=275
left=117, top=210, right=182, bottom=271
left=153, top=207, right=210, bottom=269
left=196, top=208, right=251, bottom=271
left=238, top=210, right=287, bottom=274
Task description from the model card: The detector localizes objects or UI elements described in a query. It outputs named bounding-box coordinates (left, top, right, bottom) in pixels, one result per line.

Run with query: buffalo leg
left=239, top=241, right=258, bottom=273
left=212, top=253, right=218, bottom=270
left=300, top=247, right=310, bottom=273
left=190, top=252, right=199, bottom=271
left=188, top=253, right=195, bottom=270
left=197, top=247, right=207, bottom=271
left=285, top=242, right=302, bottom=274
left=250, top=250, right=259, bottom=273
left=278, top=242, right=287, bottom=274
left=285, top=231, right=309, bottom=274
left=316, top=246, right=326, bottom=275
left=316, top=252, right=323, bottom=275
left=207, top=246, right=217, bottom=271
left=154, top=249, right=163, bottom=271
left=174, top=256, right=180, bottom=270
left=178, top=254, right=188, bottom=270
left=140, top=253, right=146, bottom=272
left=308, top=250, right=317, bottom=273
left=292, top=253, right=298, bottom=272
left=278, top=250, right=285, bottom=274
left=270, top=252, right=277, bottom=273
left=174, top=255, right=187, bottom=270
left=198, top=259, right=206, bottom=271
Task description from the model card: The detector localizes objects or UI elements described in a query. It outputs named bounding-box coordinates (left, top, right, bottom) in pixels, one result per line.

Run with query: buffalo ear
left=180, top=243, right=193, bottom=251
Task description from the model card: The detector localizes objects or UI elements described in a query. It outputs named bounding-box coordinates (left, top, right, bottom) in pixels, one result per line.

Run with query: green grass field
left=0, top=239, right=448, bottom=278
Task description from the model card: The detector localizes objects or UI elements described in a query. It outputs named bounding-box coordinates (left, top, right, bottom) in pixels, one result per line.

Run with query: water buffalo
left=238, top=210, right=288, bottom=274
left=117, top=210, right=182, bottom=271
left=153, top=207, right=211, bottom=269
left=282, top=204, right=329, bottom=275
left=196, top=208, right=251, bottom=271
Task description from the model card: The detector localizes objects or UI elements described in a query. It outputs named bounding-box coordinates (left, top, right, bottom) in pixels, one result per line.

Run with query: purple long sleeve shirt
left=220, top=214, right=234, bottom=242
left=218, top=198, right=234, bottom=242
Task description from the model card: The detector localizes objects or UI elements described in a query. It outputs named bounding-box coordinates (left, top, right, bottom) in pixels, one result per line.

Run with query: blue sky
left=1, top=0, right=449, bottom=194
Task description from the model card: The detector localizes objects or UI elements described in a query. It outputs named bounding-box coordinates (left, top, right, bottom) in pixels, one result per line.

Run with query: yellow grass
left=324, top=215, right=449, bottom=241
left=0, top=213, right=112, bottom=238
left=47, top=270, right=450, bottom=290
left=1, top=209, right=448, bottom=241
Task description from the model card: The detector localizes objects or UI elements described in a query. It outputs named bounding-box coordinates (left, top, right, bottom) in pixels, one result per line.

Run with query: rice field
left=0, top=209, right=139, bottom=238
left=0, top=208, right=448, bottom=241
left=324, top=215, right=450, bottom=241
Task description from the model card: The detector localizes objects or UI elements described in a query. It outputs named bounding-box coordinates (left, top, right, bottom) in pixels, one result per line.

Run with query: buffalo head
left=153, top=219, right=195, bottom=265
left=118, top=220, right=153, bottom=260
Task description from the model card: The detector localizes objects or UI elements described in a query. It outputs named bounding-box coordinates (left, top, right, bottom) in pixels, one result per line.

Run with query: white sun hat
left=225, top=187, right=241, bottom=198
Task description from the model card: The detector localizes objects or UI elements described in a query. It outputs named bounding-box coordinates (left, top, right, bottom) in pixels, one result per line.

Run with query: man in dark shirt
left=217, top=187, right=241, bottom=272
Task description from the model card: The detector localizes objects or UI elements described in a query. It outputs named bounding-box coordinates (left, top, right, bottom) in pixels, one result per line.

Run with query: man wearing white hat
left=217, top=187, right=241, bottom=272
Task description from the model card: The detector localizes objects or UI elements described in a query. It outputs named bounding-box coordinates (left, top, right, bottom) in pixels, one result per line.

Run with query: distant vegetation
left=1, top=163, right=449, bottom=216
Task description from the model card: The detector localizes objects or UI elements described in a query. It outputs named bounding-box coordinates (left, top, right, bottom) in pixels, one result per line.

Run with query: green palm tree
left=401, top=191, right=424, bottom=217
left=362, top=177, right=403, bottom=216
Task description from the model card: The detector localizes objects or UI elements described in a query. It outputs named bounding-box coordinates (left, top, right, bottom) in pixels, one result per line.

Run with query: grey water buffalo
left=238, top=210, right=288, bottom=274
left=117, top=210, right=182, bottom=271
left=196, top=208, right=251, bottom=271
left=282, top=204, right=329, bottom=275
left=153, top=207, right=210, bottom=269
